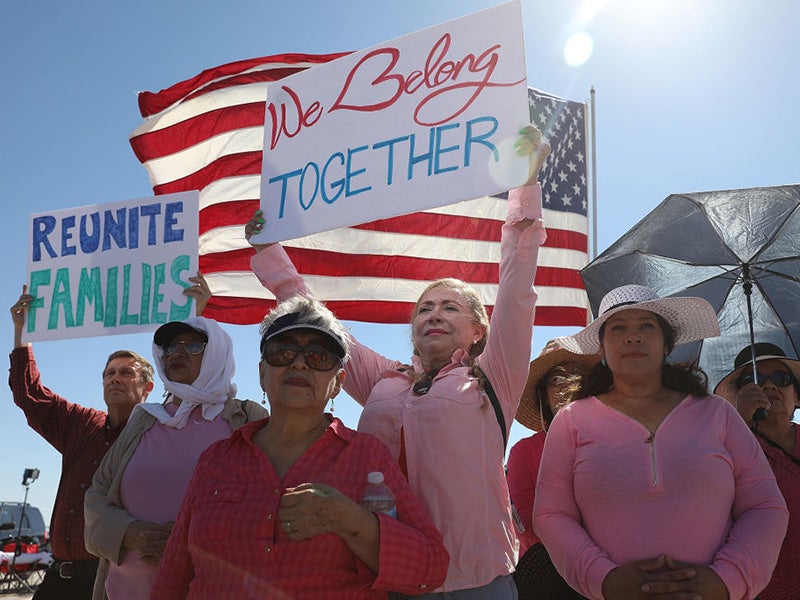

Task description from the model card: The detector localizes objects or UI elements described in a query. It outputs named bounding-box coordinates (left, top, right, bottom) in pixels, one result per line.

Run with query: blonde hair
left=410, top=278, right=489, bottom=359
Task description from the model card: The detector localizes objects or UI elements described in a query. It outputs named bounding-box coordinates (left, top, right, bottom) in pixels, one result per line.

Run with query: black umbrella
left=581, top=184, right=800, bottom=394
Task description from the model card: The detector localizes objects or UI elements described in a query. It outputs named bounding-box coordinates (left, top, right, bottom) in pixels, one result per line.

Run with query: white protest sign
left=254, top=0, right=529, bottom=244
left=25, top=191, right=199, bottom=342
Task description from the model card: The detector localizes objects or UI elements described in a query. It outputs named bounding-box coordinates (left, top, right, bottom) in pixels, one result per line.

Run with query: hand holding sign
left=245, top=211, right=271, bottom=253
left=11, top=285, right=33, bottom=348
left=515, top=125, right=551, bottom=186
left=183, top=272, right=213, bottom=317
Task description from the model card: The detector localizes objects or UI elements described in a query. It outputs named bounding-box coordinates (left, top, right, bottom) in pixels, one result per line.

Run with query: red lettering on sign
left=330, top=33, right=523, bottom=126
left=266, top=85, right=323, bottom=150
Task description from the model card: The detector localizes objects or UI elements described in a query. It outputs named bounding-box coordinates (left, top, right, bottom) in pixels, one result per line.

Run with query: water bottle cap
left=367, top=471, right=384, bottom=484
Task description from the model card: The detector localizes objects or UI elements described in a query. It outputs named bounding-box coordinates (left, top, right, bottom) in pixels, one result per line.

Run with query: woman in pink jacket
left=245, top=127, right=549, bottom=598
left=533, top=285, right=788, bottom=600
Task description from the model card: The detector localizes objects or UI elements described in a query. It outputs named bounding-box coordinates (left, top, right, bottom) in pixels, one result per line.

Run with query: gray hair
left=259, top=294, right=350, bottom=361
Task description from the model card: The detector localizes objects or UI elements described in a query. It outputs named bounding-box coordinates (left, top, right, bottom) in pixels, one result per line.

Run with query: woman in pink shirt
left=714, top=342, right=800, bottom=600
left=507, top=340, right=598, bottom=600
left=244, top=127, right=550, bottom=598
left=533, top=285, right=789, bottom=600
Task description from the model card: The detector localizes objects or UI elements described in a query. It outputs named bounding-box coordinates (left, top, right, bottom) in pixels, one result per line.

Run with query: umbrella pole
left=743, top=265, right=766, bottom=421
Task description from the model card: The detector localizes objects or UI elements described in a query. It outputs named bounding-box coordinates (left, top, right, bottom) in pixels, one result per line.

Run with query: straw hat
left=515, top=340, right=600, bottom=431
left=554, top=284, right=720, bottom=355
left=713, top=342, right=800, bottom=401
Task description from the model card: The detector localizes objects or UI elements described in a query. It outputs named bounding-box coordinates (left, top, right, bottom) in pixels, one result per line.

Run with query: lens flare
left=563, top=32, right=594, bottom=67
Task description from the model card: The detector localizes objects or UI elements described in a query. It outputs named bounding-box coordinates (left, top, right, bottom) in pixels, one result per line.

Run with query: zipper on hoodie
left=645, top=431, right=658, bottom=486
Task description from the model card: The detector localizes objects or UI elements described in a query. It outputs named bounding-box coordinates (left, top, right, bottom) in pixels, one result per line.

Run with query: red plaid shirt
left=150, top=417, right=448, bottom=599
left=8, top=346, right=126, bottom=560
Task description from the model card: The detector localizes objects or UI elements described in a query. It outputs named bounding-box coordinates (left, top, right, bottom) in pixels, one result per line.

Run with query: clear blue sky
left=2, top=0, right=798, bottom=524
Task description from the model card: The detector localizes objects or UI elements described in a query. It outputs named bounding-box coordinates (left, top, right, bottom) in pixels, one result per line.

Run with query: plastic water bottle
left=360, top=471, right=397, bottom=518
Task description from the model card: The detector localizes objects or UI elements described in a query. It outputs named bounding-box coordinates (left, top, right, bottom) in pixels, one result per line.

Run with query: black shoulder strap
left=478, top=368, right=508, bottom=450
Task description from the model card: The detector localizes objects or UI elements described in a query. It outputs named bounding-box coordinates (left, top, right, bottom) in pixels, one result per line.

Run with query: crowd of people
left=7, top=126, right=797, bottom=600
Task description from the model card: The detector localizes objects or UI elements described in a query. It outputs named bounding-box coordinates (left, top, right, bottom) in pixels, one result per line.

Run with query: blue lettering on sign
left=464, top=116, right=499, bottom=165
left=299, top=162, right=320, bottom=210
left=61, top=216, right=77, bottom=257
left=80, top=213, right=101, bottom=253
left=103, top=208, right=127, bottom=251
left=30, top=201, right=187, bottom=261
left=433, top=122, right=461, bottom=174
left=141, top=203, right=162, bottom=246
left=163, top=202, right=184, bottom=243
left=345, top=145, right=371, bottom=196
left=372, top=135, right=409, bottom=186
left=321, top=152, right=345, bottom=204
left=266, top=115, right=500, bottom=219
left=32, top=217, right=57, bottom=262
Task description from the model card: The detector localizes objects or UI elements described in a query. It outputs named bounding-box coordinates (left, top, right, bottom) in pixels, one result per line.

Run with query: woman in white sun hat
left=533, top=284, right=788, bottom=600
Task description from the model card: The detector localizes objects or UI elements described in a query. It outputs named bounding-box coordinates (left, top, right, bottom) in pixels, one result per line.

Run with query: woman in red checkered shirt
left=150, top=295, right=448, bottom=599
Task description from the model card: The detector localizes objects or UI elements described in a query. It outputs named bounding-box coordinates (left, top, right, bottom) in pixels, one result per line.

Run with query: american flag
left=129, top=53, right=590, bottom=326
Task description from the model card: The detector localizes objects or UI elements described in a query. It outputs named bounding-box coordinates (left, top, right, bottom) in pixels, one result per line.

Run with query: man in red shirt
left=9, top=291, right=155, bottom=599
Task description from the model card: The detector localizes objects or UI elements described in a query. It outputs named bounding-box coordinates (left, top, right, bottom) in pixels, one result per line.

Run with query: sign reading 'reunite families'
left=253, top=0, right=530, bottom=244
left=25, top=191, right=200, bottom=342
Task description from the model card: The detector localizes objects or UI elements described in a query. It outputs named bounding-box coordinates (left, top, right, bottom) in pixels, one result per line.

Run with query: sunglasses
left=164, top=341, right=207, bottom=356
left=737, top=370, right=794, bottom=389
left=263, top=344, right=341, bottom=371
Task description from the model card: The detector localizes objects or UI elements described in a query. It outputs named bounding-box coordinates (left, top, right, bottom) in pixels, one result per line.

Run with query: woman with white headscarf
left=84, top=317, right=267, bottom=600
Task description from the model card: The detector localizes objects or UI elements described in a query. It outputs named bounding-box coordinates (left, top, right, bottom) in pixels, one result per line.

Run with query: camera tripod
left=0, top=468, right=44, bottom=594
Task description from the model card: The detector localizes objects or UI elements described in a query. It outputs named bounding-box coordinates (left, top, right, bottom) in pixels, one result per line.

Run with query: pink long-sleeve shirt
left=250, top=184, right=546, bottom=592
left=533, top=394, right=789, bottom=600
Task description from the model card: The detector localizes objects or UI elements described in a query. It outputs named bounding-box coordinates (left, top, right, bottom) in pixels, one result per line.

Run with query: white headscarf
left=139, top=317, right=237, bottom=428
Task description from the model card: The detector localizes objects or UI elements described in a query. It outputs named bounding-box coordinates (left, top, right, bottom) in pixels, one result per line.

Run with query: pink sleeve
left=249, top=244, right=309, bottom=301
left=477, top=183, right=546, bottom=431
left=340, top=338, right=401, bottom=406
left=249, top=244, right=400, bottom=406
left=709, top=402, right=789, bottom=600
left=533, top=408, right=616, bottom=599
left=505, top=182, right=545, bottom=224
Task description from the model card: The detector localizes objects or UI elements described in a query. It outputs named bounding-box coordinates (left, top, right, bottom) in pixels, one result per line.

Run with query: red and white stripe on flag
left=130, top=53, right=590, bottom=326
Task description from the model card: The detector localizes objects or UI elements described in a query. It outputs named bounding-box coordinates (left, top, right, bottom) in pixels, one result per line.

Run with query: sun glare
left=563, top=32, right=594, bottom=67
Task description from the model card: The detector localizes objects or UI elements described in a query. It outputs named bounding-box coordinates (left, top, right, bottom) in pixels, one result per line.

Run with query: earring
left=261, top=391, right=267, bottom=405
left=329, top=398, right=335, bottom=413
left=600, top=357, right=607, bottom=367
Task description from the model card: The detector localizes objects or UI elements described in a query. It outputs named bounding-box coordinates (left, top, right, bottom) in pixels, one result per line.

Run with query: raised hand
left=515, top=125, right=551, bottom=185
left=244, top=209, right=274, bottom=253
left=10, top=285, right=33, bottom=348
left=183, top=272, right=212, bottom=316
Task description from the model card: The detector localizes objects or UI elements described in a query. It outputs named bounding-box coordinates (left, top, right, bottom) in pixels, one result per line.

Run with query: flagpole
left=590, top=86, right=597, bottom=260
